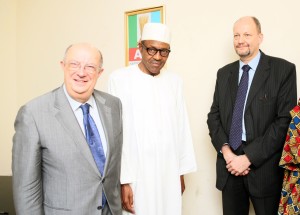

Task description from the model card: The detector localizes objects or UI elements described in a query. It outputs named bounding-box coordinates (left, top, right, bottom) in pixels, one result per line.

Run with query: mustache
left=149, top=59, right=162, bottom=64
left=236, top=44, right=249, bottom=48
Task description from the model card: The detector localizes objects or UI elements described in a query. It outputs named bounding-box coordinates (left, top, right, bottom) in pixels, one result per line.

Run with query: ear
left=258, top=33, right=264, bottom=44
left=138, top=41, right=143, bottom=52
left=60, top=61, right=66, bottom=70
left=97, top=68, right=104, bottom=77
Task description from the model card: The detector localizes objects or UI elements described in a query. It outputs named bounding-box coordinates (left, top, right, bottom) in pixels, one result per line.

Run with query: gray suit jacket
left=12, top=86, right=123, bottom=215
left=207, top=51, right=297, bottom=197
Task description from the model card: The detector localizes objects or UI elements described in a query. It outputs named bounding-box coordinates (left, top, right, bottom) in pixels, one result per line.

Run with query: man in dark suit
left=207, top=16, right=297, bottom=215
left=12, top=43, right=123, bottom=215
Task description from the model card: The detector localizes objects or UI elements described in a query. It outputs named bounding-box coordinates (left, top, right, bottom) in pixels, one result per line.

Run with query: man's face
left=61, top=44, right=103, bottom=103
left=233, top=17, right=263, bottom=63
left=138, top=40, right=170, bottom=76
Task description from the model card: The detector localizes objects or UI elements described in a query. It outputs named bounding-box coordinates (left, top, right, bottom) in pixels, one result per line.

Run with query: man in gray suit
left=207, top=16, right=297, bottom=214
left=12, top=43, right=123, bottom=215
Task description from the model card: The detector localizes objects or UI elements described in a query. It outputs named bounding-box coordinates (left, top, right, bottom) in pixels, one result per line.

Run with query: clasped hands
left=222, top=145, right=251, bottom=176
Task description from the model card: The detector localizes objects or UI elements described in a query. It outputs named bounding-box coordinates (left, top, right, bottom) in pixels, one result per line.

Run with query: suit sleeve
left=12, top=105, right=44, bottom=215
left=207, top=70, right=229, bottom=152
left=244, top=63, right=297, bottom=167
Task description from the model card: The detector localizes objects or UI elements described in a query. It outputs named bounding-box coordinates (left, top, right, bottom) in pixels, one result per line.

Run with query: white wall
left=0, top=0, right=17, bottom=176
left=2, top=0, right=300, bottom=214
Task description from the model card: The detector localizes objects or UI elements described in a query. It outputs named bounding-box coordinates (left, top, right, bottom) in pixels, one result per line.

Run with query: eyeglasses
left=66, top=61, right=100, bottom=74
left=141, top=42, right=171, bottom=57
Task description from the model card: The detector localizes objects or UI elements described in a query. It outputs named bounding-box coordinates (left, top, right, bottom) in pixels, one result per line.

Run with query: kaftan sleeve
left=108, top=73, right=137, bottom=184
left=176, top=79, right=197, bottom=175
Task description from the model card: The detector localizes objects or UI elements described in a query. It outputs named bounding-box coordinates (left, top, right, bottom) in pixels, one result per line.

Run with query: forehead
left=66, top=45, right=100, bottom=62
left=142, top=40, right=170, bottom=49
left=233, top=18, right=258, bottom=34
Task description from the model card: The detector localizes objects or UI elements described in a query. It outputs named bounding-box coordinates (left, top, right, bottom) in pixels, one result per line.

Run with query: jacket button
left=97, top=206, right=102, bottom=210
left=102, top=178, right=105, bottom=183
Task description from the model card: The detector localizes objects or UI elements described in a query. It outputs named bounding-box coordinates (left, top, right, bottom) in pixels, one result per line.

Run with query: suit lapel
left=53, top=87, right=101, bottom=176
left=93, top=92, right=113, bottom=177
left=229, top=62, right=240, bottom=107
left=245, top=53, right=270, bottom=110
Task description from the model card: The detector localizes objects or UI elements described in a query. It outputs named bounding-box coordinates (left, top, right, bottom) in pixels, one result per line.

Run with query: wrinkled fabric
left=108, top=65, right=197, bottom=215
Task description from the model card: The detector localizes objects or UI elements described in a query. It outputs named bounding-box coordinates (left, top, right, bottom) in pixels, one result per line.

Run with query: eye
left=69, top=62, right=80, bottom=68
left=85, top=65, right=97, bottom=73
left=160, top=49, right=170, bottom=54
left=148, top=48, right=157, bottom=54
left=86, top=65, right=95, bottom=69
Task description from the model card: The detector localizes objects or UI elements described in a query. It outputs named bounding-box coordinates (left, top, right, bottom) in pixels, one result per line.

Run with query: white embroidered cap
left=141, top=23, right=171, bottom=44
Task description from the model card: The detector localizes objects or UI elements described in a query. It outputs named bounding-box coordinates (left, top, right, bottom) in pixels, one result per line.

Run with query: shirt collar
left=239, top=51, right=261, bottom=71
left=63, top=84, right=95, bottom=111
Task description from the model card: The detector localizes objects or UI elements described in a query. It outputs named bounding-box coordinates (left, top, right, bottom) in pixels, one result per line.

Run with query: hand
left=241, top=168, right=251, bottom=176
left=226, top=155, right=251, bottom=176
left=221, top=144, right=237, bottom=164
left=180, top=175, right=185, bottom=194
left=121, top=184, right=135, bottom=214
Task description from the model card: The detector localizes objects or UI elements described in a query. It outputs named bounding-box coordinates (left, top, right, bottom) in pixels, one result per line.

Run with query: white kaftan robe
left=108, top=65, right=197, bottom=215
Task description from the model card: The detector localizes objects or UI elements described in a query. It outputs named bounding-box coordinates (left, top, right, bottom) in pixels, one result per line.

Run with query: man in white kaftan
left=108, top=23, right=197, bottom=215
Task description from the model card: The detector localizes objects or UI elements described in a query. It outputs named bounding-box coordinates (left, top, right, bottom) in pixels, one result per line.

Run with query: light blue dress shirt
left=239, top=51, right=261, bottom=141
left=63, top=85, right=108, bottom=155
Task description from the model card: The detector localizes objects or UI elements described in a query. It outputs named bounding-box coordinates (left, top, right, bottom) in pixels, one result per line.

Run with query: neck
left=138, top=63, right=160, bottom=76
left=240, top=50, right=260, bottom=64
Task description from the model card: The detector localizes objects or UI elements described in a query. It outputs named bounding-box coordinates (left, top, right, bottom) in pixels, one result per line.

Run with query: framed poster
left=125, top=6, right=165, bottom=66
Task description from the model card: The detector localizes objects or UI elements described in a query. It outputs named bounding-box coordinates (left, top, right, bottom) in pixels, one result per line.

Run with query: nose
left=238, top=35, right=245, bottom=44
left=77, top=66, right=86, bottom=76
left=153, top=51, right=162, bottom=60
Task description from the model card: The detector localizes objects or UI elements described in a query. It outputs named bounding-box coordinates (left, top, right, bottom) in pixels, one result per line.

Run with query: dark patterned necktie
left=80, top=103, right=106, bottom=206
left=229, top=65, right=251, bottom=150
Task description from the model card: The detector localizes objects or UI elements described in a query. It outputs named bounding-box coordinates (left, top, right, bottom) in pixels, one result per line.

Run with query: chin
left=72, top=86, right=88, bottom=94
left=238, top=51, right=250, bottom=58
left=149, top=70, right=160, bottom=76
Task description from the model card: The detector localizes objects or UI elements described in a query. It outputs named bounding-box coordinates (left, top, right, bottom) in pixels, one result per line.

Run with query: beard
left=235, top=46, right=251, bottom=58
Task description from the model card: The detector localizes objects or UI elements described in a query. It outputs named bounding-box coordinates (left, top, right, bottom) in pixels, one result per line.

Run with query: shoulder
left=260, top=52, right=296, bottom=78
left=161, top=69, right=182, bottom=83
left=93, top=89, right=121, bottom=107
left=16, top=87, right=60, bottom=119
left=22, top=88, right=59, bottom=109
left=110, top=65, right=137, bottom=80
left=219, top=60, right=238, bottom=71
left=264, top=54, right=295, bottom=68
left=94, top=89, right=120, bottom=102
left=217, top=60, right=239, bottom=77
left=159, top=70, right=184, bottom=94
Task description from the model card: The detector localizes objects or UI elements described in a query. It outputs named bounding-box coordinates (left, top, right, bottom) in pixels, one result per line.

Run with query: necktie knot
left=242, top=64, right=251, bottom=73
left=80, top=103, right=90, bottom=115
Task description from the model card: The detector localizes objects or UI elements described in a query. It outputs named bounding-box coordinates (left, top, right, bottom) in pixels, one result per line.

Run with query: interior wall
left=2, top=0, right=300, bottom=214
left=0, top=0, right=17, bottom=176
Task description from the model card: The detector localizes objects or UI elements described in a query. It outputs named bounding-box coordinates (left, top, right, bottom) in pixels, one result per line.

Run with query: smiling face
left=233, top=17, right=263, bottom=63
left=61, top=43, right=103, bottom=103
left=138, top=40, right=170, bottom=76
